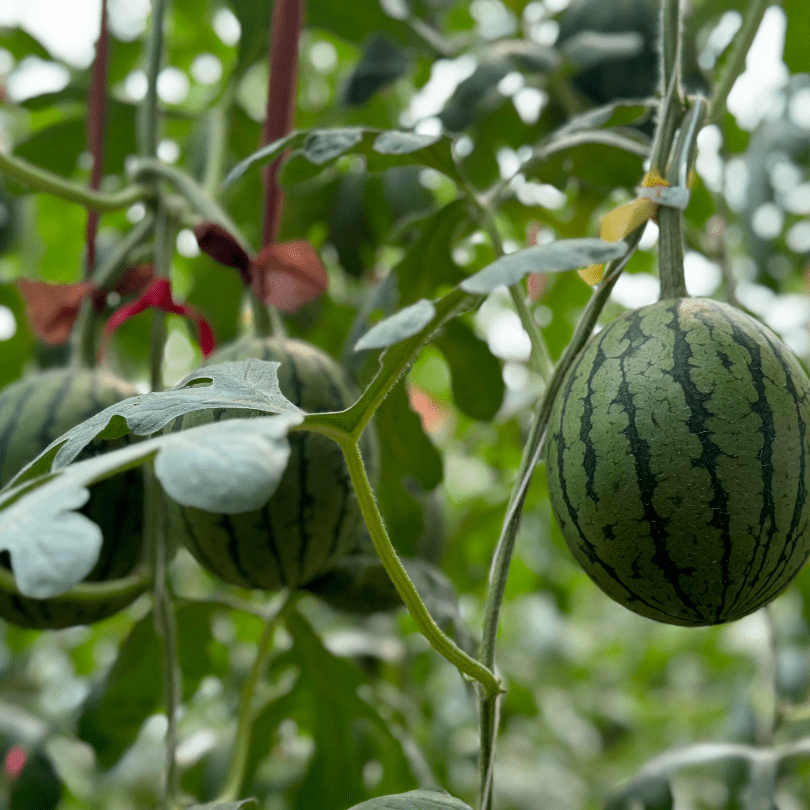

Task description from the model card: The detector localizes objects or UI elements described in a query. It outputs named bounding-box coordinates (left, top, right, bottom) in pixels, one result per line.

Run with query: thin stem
left=659, top=0, right=682, bottom=102
left=474, top=193, right=553, bottom=381
left=150, top=201, right=171, bottom=391
left=0, top=150, right=149, bottom=211
left=130, top=158, right=251, bottom=251
left=659, top=95, right=708, bottom=299
left=706, top=0, right=770, bottom=125
left=138, top=0, right=168, bottom=158
left=92, top=211, right=156, bottom=289
left=0, top=565, right=147, bottom=602
left=203, top=80, right=237, bottom=198
left=85, top=0, right=110, bottom=276
left=339, top=438, right=501, bottom=697
left=217, top=592, right=299, bottom=802
left=146, top=467, right=181, bottom=809
left=474, top=233, right=643, bottom=809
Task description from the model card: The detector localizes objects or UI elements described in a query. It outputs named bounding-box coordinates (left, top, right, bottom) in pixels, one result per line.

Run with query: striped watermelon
left=0, top=368, right=146, bottom=628
left=166, top=336, right=376, bottom=591
left=544, top=297, right=810, bottom=626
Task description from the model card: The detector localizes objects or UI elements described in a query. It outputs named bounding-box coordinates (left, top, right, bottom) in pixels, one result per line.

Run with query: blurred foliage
left=1, top=0, right=810, bottom=809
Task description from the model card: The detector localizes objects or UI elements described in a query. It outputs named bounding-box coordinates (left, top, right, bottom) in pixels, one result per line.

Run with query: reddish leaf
left=113, top=264, right=155, bottom=296
left=527, top=273, right=547, bottom=302
left=250, top=240, right=328, bottom=312
left=4, top=746, right=26, bottom=780
left=194, top=222, right=252, bottom=283
left=102, top=278, right=216, bottom=358
left=17, top=279, right=94, bottom=345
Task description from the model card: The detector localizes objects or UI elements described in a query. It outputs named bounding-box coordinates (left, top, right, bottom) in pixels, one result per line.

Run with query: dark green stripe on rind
left=0, top=368, right=147, bottom=629
left=545, top=297, right=810, bottom=626
left=166, top=337, right=371, bottom=591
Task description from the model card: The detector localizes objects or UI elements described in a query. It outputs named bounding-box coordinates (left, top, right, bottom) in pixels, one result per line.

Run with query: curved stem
left=146, top=466, right=181, bottom=810
left=138, top=0, right=167, bottom=158
left=474, top=194, right=553, bottom=381
left=339, top=438, right=501, bottom=697
left=0, top=565, right=148, bottom=602
left=0, top=150, right=149, bottom=211
left=217, top=592, right=299, bottom=802
left=706, top=0, right=770, bottom=125
left=130, top=158, right=251, bottom=252
left=474, top=231, right=643, bottom=810
left=149, top=201, right=171, bottom=391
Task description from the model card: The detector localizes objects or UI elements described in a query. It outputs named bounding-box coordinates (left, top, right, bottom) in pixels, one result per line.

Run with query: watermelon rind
left=545, top=297, right=810, bottom=626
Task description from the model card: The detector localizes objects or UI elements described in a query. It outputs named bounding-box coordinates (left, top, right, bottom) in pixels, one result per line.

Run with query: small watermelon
left=544, top=297, right=810, bottom=626
left=0, top=368, right=146, bottom=628
left=166, top=336, right=377, bottom=591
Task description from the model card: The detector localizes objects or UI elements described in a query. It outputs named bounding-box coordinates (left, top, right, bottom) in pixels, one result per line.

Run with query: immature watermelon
left=0, top=368, right=146, bottom=628
left=166, top=336, right=376, bottom=591
left=545, top=297, right=810, bottom=626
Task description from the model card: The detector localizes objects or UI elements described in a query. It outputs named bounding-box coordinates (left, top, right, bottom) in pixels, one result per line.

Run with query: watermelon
left=0, top=368, right=146, bottom=628
left=166, top=336, right=376, bottom=591
left=544, top=297, right=810, bottom=626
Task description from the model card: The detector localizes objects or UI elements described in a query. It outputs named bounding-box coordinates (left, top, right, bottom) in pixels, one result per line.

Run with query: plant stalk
left=0, top=151, right=149, bottom=210
left=706, top=0, right=770, bottom=125
left=339, top=439, right=501, bottom=697
left=217, top=592, right=298, bottom=802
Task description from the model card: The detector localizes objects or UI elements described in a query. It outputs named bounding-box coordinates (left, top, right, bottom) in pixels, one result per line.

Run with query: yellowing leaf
left=578, top=171, right=669, bottom=285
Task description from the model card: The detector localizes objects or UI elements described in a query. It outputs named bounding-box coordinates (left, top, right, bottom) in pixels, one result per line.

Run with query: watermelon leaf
left=355, top=300, right=436, bottom=351
left=434, top=319, right=504, bottom=421
left=0, top=412, right=303, bottom=598
left=154, top=416, right=293, bottom=513
left=346, top=790, right=473, bottom=809
left=0, top=485, right=101, bottom=599
left=78, top=602, right=228, bottom=769
left=225, top=128, right=461, bottom=189
left=8, top=359, right=300, bottom=480
left=460, top=238, right=628, bottom=294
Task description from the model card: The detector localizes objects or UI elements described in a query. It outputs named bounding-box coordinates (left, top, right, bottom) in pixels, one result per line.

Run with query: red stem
left=85, top=0, right=110, bottom=276
left=260, top=0, right=304, bottom=247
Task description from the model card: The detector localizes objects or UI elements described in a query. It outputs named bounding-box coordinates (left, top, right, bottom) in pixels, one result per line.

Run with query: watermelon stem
left=217, top=591, right=299, bottom=802
left=145, top=466, right=181, bottom=808
left=0, top=151, right=149, bottom=212
left=0, top=565, right=148, bottom=604
left=705, top=0, right=770, bottom=125
left=338, top=438, right=502, bottom=698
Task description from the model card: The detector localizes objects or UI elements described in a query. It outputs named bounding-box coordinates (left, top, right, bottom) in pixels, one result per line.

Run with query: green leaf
left=355, top=300, right=436, bottom=351
left=285, top=610, right=417, bottom=810
left=32, top=360, right=301, bottom=474
left=0, top=27, right=53, bottom=60
left=393, top=199, right=469, bottom=307
left=0, top=486, right=101, bottom=599
left=226, top=128, right=462, bottom=189
left=78, top=603, right=226, bottom=769
left=783, top=0, right=810, bottom=73
left=434, top=319, right=504, bottom=421
left=14, top=101, right=138, bottom=177
left=346, top=790, right=473, bottom=810
left=376, top=383, right=442, bottom=492
left=188, top=802, right=259, bottom=810
left=344, top=34, right=409, bottom=106
left=0, top=411, right=302, bottom=598
left=307, top=0, right=418, bottom=46
left=154, top=416, right=293, bottom=513
left=460, top=238, right=628, bottom=294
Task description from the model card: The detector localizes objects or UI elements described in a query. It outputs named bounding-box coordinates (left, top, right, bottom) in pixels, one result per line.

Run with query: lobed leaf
left=355, top=300, right=437, bottom=351
left=346, top=790, right=473, bottom=810
left=8, top=360, right=300, bottom=481
left=460, top=238, right=628, bottom=295
left=0, top=411, right=303, bottom=598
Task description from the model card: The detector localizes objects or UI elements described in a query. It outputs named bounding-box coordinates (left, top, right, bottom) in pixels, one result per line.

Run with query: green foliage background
left=1, top=1, right=810, bottom=809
